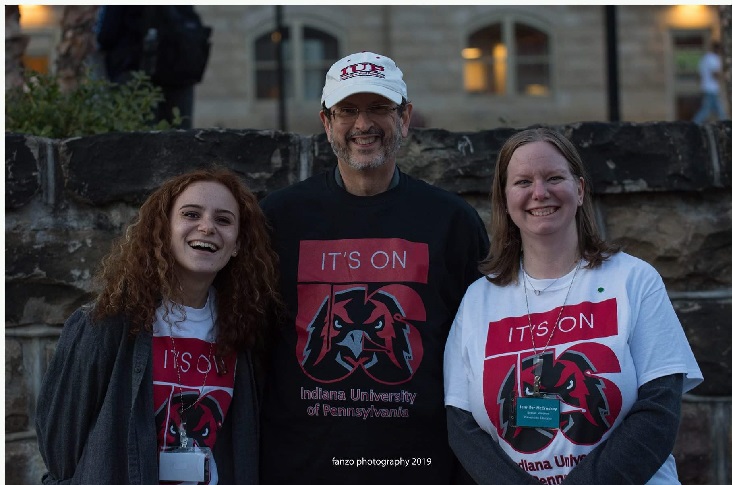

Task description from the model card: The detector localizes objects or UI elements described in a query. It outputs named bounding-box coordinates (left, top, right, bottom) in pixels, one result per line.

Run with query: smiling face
left=169, top=181, right=240, bottom=290
left=321, top=93, right=411, bottom=172
left=505, top=141, right=585, bottom=244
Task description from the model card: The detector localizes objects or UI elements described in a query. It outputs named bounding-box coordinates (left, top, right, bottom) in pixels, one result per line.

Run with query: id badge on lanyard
left=159, top=446, right=212, bottom=483
left=514, top=396, right=560, bottom=428
left=512, top=365, right=561, bottom=429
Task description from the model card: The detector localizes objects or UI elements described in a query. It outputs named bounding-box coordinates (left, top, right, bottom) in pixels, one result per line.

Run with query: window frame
left=463, top=13, right=555, bottom=98
left=251, top=18, right=340, bottom=102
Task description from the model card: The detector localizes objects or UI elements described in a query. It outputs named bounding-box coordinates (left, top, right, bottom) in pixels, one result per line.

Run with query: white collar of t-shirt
left=152, top=288, right=217, bottom=341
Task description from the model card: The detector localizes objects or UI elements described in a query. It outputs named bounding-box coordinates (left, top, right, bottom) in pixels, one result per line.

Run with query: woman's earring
left=232, top=251, right=238, bottom=257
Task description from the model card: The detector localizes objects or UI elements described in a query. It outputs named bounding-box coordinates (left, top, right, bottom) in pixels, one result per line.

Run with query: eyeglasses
left=329, top=105, right=399, bottom=122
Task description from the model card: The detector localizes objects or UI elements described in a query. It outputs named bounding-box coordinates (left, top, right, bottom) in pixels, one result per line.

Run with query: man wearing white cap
left=259, top=51, right=489, bottom=484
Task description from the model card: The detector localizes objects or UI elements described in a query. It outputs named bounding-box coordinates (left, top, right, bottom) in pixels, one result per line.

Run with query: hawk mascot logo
left=299, top=284, right=425, bottom=384
left=155, top=390, right=225, bottom=448
left=493, top=342, right=623, bottom=452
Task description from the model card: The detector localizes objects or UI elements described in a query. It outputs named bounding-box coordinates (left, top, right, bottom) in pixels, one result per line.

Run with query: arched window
left=255, top=25, right=338, bottom=101
left=255, top=27, right=291, bottom=99
left=463, top=20, right=551, bottom=96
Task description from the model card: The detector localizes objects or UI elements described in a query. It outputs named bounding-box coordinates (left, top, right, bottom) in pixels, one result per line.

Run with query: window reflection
left=255, top=25, right=338, bottom=100
left=464, top=20, right=550, bottom=96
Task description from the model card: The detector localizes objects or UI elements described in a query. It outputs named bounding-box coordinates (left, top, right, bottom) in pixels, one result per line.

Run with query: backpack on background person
left=140, top=6, right=212, bottom=87
left=97, top=6, right=212, bottom=88
left=96, top=6, right=211, bottom=128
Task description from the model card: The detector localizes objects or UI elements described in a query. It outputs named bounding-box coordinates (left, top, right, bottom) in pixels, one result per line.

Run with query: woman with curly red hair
left=36, top=167, right=280, bottom=485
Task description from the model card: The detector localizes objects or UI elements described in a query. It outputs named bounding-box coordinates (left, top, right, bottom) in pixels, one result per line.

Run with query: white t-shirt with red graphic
left=153, top=291, right=237, bottom=485
left=444, top=252, right=703, bottom=484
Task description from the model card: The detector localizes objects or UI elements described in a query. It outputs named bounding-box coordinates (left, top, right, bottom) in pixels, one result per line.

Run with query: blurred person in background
left=96, top=5, right=211, bottom=128
left=692, top=41, right=728, bottom=123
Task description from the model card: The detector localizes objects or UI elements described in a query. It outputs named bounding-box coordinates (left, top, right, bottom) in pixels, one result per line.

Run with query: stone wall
left=5, top=121, right=732, bottom=485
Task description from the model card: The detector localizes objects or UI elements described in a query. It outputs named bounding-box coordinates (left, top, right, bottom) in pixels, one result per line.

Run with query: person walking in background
left=36, top=168, right=280, bottom=484
left=692, top=41, right=728, bottom=123
left=259, top=51, right=489, bottom=484
left=96, top=6, right=212, bottom=129
left=444, top=128, right=703, bottom=484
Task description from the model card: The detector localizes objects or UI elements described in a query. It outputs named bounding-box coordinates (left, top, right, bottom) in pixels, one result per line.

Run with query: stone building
left=17, top=5, right=726, bottom=133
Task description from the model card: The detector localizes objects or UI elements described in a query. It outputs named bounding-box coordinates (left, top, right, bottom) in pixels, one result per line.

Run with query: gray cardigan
left=35, top=307, right=259, bottom=485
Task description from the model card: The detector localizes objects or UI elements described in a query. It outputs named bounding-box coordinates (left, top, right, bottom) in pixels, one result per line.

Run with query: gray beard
left=329, top=123, right=403, bottom=171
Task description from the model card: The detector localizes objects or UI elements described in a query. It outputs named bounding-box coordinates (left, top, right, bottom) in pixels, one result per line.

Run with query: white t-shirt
left=698, top=51, right=721, bottom=94
left=153, top=290, right=237, bottom=485
left=444, top=252, right=702, bottom=484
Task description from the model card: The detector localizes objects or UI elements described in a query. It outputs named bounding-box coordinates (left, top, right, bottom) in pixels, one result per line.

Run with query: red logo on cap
left=340, top=63, right=386, bottom=80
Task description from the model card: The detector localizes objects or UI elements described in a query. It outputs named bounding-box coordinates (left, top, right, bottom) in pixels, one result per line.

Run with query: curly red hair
left=93, top=167, right=281, bottom=356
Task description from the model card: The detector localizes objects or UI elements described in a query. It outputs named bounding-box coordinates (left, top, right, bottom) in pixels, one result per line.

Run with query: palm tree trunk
left=720, top=5, right=732, bottom=117
left=5, top=5, right=29, bottom=90
left=55, top=5, right=99, bottom=92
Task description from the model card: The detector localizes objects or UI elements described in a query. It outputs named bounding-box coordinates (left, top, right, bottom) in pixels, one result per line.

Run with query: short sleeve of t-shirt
left=627, top=263, right=703, bottom=393
left=444, top=280, right=480, bottom=412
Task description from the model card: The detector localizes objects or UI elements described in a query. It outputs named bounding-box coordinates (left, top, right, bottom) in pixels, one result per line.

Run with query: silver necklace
left=168, top=300, right=215, bottom=448
left=522, top=259, right=581, bottom=394
left=523, top=270, right=562, bottom=296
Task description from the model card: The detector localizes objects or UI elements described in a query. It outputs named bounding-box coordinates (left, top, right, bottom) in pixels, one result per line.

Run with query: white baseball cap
left=321, top=51, right=408, bottom=109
